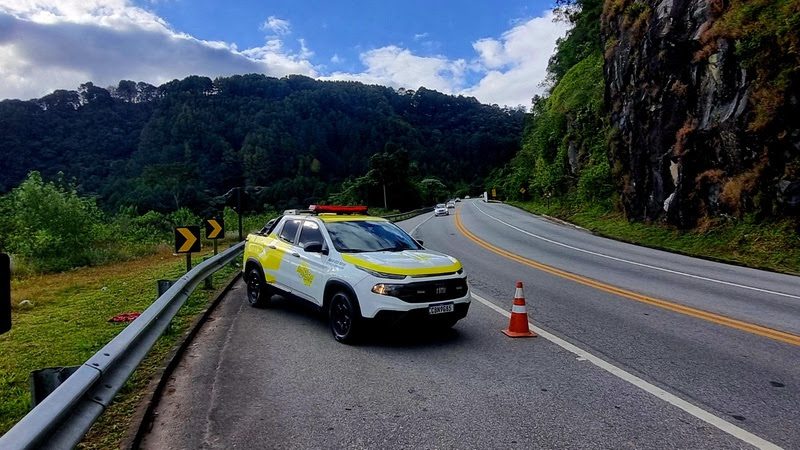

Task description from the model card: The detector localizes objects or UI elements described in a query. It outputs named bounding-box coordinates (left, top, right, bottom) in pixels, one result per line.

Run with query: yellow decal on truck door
left=296, top=263, right=314, bottom=286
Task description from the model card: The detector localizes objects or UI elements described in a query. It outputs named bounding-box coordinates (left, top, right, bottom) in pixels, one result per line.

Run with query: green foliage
left=167, top=208, right=200, bottom=229
left=2, top=172, right=105, bottom=271
left=113, top=208, right=174, bottom=244
left=498, top=52, right=609, bottom=203
left=0, top=172, right=251, bottom=274
left=327, top=147, right=423, bottom=209
left=549, top=53, right=604, bottom=113
left=417, top=178, right=449, bottom=205
left=548, top=0, right=604, bottom=82
left=0, top=75, right=524, bottom=213
left=578, top=159, right=613, bottom=201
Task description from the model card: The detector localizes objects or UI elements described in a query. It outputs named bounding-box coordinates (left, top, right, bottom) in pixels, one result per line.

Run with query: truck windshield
left=325, top=220, right=422, bottom=253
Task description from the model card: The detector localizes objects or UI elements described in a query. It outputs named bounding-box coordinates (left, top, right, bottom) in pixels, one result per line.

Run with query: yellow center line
left=454, top=208, right=800, bottom=347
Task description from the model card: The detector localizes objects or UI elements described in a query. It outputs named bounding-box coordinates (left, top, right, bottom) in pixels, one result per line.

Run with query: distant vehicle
left=434, top=204, right=449, bottom=216
left=464, top=195, right=471, bottom=199
left=243, top=205, right=470, bottom=343
left=455, top=198, right=461, bottom=202
left=446, top=201, right=455, bottom=209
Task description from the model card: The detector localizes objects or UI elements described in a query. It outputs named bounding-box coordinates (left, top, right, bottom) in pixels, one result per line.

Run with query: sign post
left=203, top=217, right=224, bottom=289
left=204, top=217, right=224, bottom=255
left=1, top=253, right=10, bottom=335
left=174, top=226, right=201, bottom=272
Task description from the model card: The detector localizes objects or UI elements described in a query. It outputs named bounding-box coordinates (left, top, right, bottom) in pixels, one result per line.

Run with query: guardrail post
left=203, top=255, right=213, bottom=290
left=157, top=279, right=175, bottom=297
left=29, top=366, right=80, bottom=407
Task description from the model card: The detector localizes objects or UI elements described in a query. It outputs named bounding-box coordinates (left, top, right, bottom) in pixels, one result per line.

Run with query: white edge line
left=409, top=213, right=434, bottom=237
left=471, top=202, right=800, bottom=301
left=470, top=291, right=781, bottom=450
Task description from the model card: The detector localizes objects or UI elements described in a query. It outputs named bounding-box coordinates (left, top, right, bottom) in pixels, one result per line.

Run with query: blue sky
left=0, top=0, right=569, bottom=107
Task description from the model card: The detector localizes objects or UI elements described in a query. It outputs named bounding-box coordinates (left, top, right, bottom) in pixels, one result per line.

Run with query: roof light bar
left=308, top=205, right=369, bottom=214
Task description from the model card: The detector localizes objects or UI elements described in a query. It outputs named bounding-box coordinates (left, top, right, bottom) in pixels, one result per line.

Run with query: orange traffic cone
left=502, top=281, right=536, bottom=338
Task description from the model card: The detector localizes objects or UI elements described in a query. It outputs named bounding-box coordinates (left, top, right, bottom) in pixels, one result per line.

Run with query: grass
left=509, top=198, right=800, bottom=275
left=0, top=241, right=242, bottom=448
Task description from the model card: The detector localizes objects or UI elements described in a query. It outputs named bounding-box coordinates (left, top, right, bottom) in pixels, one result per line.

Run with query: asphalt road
left=141, top=200, right=800, bottom=449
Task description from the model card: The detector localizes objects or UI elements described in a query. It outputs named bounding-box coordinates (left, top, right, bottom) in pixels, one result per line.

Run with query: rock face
left=603, top=0, right=799, bottom=227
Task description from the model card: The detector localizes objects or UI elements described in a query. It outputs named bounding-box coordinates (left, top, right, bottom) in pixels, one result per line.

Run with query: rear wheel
left=329, top=291, right=361, bottom=344
left=246, top=266, right=272, bottom=308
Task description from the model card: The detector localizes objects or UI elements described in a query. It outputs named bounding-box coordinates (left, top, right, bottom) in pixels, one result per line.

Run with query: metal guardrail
left=0, top=242, right=245, bottom=450
left=382, top=207, right=434, bottom=222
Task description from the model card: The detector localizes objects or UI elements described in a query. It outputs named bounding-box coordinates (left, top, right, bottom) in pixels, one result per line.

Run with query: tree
left=4, top=172, right=104, bottom=271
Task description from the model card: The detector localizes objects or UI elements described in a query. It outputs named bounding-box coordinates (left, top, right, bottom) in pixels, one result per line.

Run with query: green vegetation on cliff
left=700, top=0, right=800, bottom=131
left=488, top=0, right=610, bottom=206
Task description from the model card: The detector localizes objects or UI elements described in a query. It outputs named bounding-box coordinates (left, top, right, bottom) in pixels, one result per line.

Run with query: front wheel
left=329, top=291, right=361, bottom=344
left=246, top=267, right=272, bottom=308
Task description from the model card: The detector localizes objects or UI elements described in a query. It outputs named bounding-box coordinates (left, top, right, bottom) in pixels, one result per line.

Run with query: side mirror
left=304, top=242, right=328, bottom=255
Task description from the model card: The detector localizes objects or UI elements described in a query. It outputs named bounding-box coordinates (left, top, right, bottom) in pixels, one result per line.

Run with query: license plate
left=428, top=302, right=454, bottom=315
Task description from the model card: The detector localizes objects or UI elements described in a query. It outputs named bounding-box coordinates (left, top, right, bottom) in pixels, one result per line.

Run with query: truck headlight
left=372, top=283, right=403, bottom=296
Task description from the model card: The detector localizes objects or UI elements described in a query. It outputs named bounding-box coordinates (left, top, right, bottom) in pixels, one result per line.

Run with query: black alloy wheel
left=329, top=291, right=360, bottom=344
left=246, top=267, right=270, bottom=308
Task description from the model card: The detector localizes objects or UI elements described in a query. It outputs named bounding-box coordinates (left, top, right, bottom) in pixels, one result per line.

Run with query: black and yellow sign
left=204, top=217, right=224, bottom=240
left=174, top=226, right=201, bottom=253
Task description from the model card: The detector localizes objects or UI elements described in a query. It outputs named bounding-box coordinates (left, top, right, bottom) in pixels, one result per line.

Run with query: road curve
left=140, top=202, right=799, bottom=449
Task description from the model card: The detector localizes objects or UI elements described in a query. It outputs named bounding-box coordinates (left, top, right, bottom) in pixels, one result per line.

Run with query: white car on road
left=434, top=204, right=449, bottom=216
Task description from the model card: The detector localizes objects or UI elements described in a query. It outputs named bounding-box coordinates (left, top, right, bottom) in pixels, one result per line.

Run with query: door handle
left=291, top=252, right=300, bottom=257
left=268, top=244, right=277, bottom=249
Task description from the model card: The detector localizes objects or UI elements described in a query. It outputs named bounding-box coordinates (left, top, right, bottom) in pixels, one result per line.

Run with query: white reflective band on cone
left=511, top=305, right=527, bottom=314
left=515, top=287, right=524, bottom=298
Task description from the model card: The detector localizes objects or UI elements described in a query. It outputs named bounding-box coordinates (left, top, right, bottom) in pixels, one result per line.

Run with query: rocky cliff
left=603, top=0, right=799, bottom=227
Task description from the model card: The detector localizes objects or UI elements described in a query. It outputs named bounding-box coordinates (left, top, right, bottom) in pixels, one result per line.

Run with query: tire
left=246, top=266, right=272, bottom=308
left=328, top=291, right=361, bottom=344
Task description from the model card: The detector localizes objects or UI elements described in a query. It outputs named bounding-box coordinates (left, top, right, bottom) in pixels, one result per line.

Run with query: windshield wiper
left=377, top=245, right=410, bottom=252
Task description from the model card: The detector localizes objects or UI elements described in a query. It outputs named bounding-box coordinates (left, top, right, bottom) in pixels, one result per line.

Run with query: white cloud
left=323, top=46, right=466, bottom=94
left=0, top=1, right=317, bottom=99
left=323, top=11, right=568, bottom=108
left=260, top=15, right=290, bottom=36
left=472, top=38, right=506, bottom=69
left=463, top=10, right=569, bottom=107
left=0, top=2, right=568, bottom=108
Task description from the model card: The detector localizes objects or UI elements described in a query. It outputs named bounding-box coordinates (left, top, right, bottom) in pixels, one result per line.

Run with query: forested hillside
left=0, top=75, right=524, bottom=212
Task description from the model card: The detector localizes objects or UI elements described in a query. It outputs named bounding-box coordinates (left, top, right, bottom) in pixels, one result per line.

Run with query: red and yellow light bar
left=308, top=205, right=368, bottom=214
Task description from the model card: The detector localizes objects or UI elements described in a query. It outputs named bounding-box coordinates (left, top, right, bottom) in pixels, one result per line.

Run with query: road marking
left=409, top=213, right=434, bottom=237
left=470, top=291, right=782, bottom=450
left=472, top=202, right=800, bottom=301
left=454, top=209, right=800, bottom=347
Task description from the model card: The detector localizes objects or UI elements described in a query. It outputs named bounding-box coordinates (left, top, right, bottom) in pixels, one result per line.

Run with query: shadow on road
left=261, top=294, right=468, bottom=349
